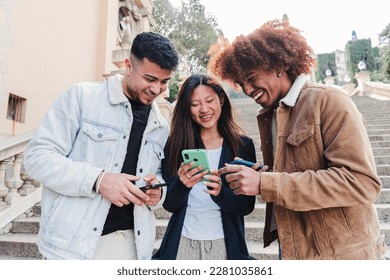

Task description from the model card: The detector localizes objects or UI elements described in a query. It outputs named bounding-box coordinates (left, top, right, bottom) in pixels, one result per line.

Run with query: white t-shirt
left=181, top=147, right=224, bottom=240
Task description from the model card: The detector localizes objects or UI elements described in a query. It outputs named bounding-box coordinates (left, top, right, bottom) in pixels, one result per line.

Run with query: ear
left=125, top=58, right=131, bottom=70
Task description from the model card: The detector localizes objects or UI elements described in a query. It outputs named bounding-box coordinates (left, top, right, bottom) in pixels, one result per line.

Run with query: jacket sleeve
left=23, top=84, right=102, bottom=198
left=260, top=90, right=381, bottom=211
left=160, top=149, right=191, bottom=213
left=212, top=137, right=256, bottom=216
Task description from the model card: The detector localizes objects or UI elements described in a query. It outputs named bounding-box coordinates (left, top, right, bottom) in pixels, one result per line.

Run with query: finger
left=252, top=162, right=262, bottom=170
left=129, top=186, right=150, bottom=202
left=125, top=174, right=141, bottom=181
left=113, top=201, right=124, bottom=207
left=144, top=174, right=157, bottom=184
left=218, top=164, right=239, bottom=175
left=262, top=165, right=270, bottom=172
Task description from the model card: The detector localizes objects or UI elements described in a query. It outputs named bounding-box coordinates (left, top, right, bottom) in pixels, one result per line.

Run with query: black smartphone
left=229, top=159, right=264, bottom=171
left=139, top=183, right=167, bottom=192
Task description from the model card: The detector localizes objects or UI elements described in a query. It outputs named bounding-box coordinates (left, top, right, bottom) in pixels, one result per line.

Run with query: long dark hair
left=166, top=74, right=246, bottom=176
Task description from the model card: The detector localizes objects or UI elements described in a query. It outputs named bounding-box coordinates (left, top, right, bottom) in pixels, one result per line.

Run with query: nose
left=150, top=83, right=163, bottom=95
left=199, top=103, right=208, bottom=113
left=241, top=82, right=253, bottom=96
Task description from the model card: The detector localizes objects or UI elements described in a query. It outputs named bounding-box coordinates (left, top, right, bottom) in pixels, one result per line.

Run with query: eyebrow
left=143, top=73, right=171, bottom=82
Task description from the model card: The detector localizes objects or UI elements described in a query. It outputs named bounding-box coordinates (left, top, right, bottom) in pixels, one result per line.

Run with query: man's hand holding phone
left=218, top=158, right=269, bottom=196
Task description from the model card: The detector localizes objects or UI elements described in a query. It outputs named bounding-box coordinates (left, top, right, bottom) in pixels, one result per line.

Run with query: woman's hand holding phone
left=178, top=161, right=209, bottom=188
left=203, top=169, right=222, bottom=196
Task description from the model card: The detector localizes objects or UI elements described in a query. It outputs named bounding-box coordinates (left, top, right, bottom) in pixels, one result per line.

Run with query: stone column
left=0, top=158, right=10, bottom=206
left=324, top=76, right=334, bottom=86
left=355, top=71, right=371, bottom=95
left=5, top=154, right=24, bottom=204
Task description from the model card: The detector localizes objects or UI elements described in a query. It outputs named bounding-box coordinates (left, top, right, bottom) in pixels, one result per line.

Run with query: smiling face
left=122, top=55, right=173, bottom=105
left=239, top=68, right=292, bottom=108
left=190, top=85, right=224, bottom=132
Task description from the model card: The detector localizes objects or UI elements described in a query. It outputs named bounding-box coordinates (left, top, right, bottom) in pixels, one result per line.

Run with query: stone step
left=366, top=124, right=390, bottom=131
left=367, top=129, right=390, bottom=135
left=11, top=216, right=40, bottom=234
left=369, top=135, right=390, bottom=142
left=377, top=165, right=390, bottom=176
left=377, top=189, right=390, bottom=204
left=0, top=233, right=41, bottom=259
left=373, top=148, right=390, bottom=156
left=381, top=176, right=390, bottom=188
left=375, top=156, right=390, bottom=165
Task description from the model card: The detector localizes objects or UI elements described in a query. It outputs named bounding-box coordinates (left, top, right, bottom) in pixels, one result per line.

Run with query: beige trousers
left=92, top=229, right=137, bottom=260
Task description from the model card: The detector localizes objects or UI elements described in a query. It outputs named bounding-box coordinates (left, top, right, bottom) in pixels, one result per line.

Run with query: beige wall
left=0, top=0, right=121, bottom=138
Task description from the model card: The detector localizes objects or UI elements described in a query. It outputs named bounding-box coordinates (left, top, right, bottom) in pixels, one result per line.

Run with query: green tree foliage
left=153, top=0, right=222, bottom=72
left=377, top=23, right=390, bottom=81
left=315, top=53, right=336, bottom=83
left=152, top=0, right=223, bottom=100
left=345, top=39, right=376, bottom=78
left=151, top=0, right=177, bottom=36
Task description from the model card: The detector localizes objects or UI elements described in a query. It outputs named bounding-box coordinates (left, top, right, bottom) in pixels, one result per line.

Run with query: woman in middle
left=153, top=74, right=257, bottom=260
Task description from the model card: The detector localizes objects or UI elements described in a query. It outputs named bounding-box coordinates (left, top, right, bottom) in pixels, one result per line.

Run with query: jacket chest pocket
left=80, top=122, right=120, bottom=168
left=286, top=126, right=315, bottom=171
left=140, top=140, right=165, bottom=175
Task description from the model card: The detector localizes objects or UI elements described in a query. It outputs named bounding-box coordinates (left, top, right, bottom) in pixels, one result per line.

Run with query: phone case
left=229, top=159, right=264, bottom=171
left=181, top=149, right=211, bottom=172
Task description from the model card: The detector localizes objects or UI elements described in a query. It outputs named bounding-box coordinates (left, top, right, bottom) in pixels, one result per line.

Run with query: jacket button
left=114, top=163, right=118, bottom=167
left=137, top=230, right=141, bottom=236
left=123, top=135, right=126, bottom=139
left=97, top=133, right=102, bottom=138
left=139, top=168, right=143, bottom=173
left=93, top=227, right=97, bottom=231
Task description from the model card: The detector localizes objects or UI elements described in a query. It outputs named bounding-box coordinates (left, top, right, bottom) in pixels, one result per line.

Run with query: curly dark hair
left=131, top=32, right=179, bottom=71
left=208, top=19, right=316, bottom=88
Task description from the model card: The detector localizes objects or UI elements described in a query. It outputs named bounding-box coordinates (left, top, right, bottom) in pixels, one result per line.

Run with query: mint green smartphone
left=181, top=149, right=211, bottom=174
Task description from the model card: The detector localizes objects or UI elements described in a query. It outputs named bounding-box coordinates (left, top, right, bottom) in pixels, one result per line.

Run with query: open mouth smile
left=252, top=89, right=265, bottom=101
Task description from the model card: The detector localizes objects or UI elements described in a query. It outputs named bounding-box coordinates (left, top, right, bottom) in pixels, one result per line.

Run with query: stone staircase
left=1, top=95, right=390, bottom=260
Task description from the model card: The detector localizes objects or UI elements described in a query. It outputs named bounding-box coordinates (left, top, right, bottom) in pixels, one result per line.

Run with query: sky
left=169, top=0, right=389, bottom=54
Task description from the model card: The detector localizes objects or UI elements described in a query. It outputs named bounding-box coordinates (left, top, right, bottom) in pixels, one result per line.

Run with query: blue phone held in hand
left=229, top=159, right=264, bottom=171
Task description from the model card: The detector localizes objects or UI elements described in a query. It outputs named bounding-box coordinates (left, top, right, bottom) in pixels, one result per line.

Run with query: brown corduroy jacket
left=258, top=82, right=387, bottom=259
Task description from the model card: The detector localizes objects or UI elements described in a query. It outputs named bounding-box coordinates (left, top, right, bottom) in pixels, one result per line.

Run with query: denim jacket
left=24, top=74, right=169, bottom=259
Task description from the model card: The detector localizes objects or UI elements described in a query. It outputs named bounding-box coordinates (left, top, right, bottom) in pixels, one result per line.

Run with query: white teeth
left=253, top=90, right=264, bottom=101
left=145, top=92, right=154, bottom=97
left=200, top=114, right=212, bottom=119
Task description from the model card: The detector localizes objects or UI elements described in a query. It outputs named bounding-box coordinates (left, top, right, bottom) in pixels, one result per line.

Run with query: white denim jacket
left=23, top=74, right=168, bottom=259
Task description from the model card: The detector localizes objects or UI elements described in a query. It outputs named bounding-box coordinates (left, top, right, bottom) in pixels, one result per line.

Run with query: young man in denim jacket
left=23, top=32, right=179, bottom=260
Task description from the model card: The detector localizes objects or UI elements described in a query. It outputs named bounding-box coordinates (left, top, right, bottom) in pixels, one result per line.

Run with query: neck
left=201, top=131, right=223, bottom=149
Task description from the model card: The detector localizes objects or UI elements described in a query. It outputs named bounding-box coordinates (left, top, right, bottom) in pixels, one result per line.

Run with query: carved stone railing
left=364, top=81, right=390, bottom=99
left=351, top=71, right=390, bottom=99
left=0, top=130, right=42, bottom=233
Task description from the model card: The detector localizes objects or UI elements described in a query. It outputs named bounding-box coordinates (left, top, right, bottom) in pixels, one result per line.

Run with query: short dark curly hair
left=131, top=32, right=179, bottom=71
left=208, top=19, right=316, bottom=88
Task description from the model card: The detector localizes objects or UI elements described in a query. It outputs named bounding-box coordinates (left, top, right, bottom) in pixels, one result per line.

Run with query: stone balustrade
left=364, top=81, right=390, bottom=99
left=0, top=131, right=42, bottom=233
